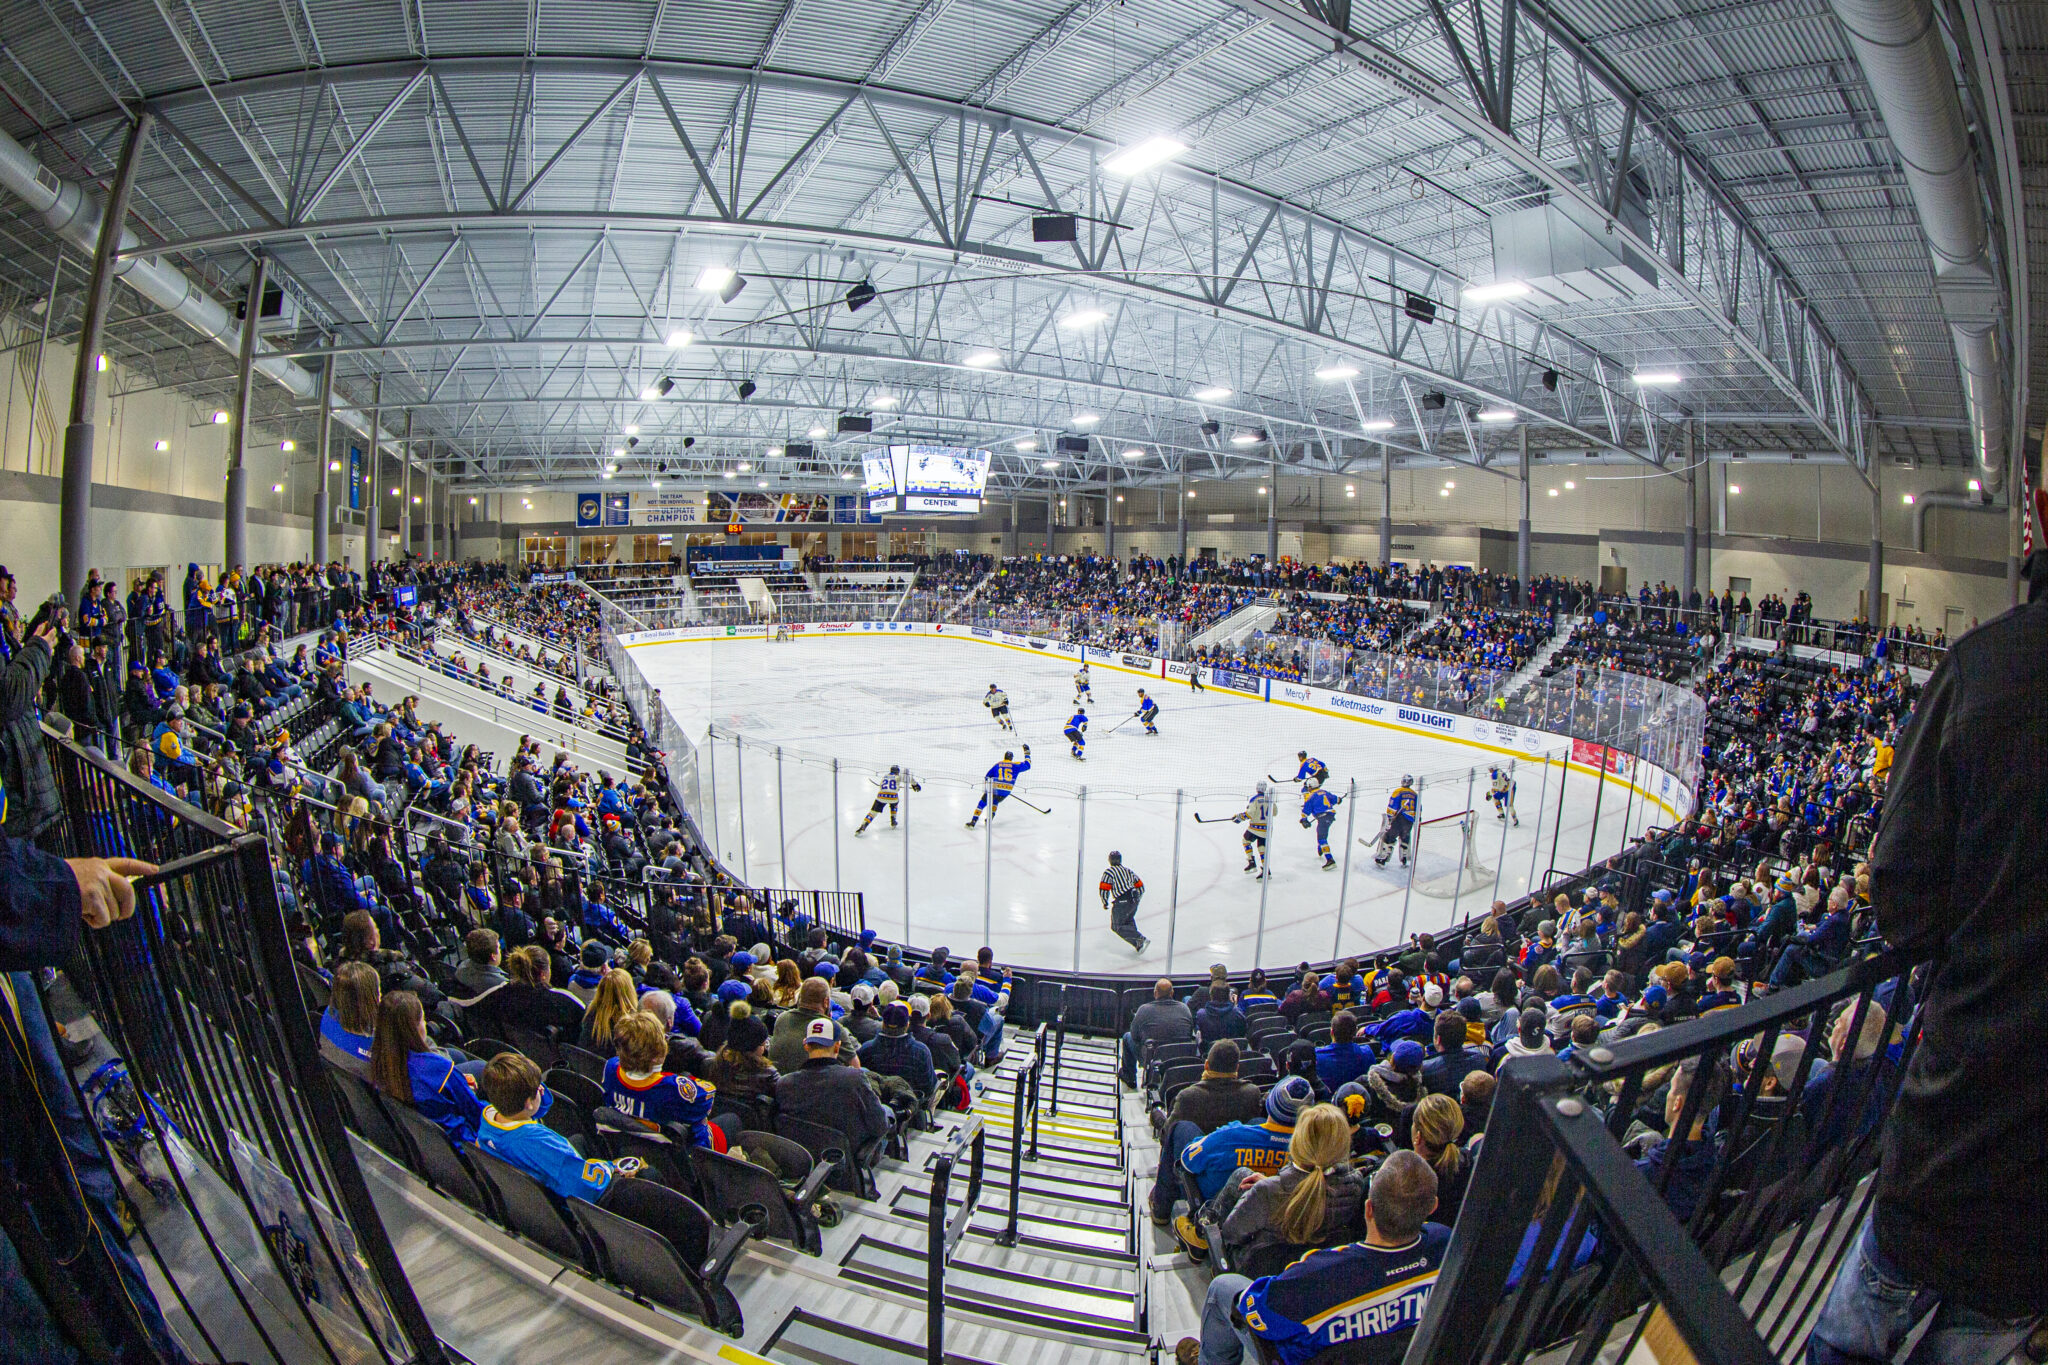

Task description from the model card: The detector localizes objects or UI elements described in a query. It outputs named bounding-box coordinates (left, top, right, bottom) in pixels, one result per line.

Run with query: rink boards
left=618, top=620, right=1696, bottom=826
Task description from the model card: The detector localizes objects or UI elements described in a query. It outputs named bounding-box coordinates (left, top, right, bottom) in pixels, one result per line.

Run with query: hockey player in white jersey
left=1073, top=664, right=1094, bottom=705
left=1488, top=765, right=1519, bottom=826
left=1232, top=781, right=1276, bottom=877
left=854, top=766, right=922, bottom=835
left=983, top=684, right=1014, bottom=732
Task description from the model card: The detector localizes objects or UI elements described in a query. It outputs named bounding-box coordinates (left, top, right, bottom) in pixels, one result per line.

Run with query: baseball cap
left=850, top=983, right=876, bottom=1006
left=1642, top=983, right=1669, bottom=1010
left=1422, top=982, right=1444, bottom=1008
left=1518, top=1006, right=1549, bottom=1040
left=728, top=951, right=755, bottom=971
left=716, top=979, right=750, bottom=1003
left=813, top=961, right=838, bottom=980
left=1456, top=996, right=1484, bottom=1021
left=881, top=1003, right=910, bottom=1032
left=1768, top=1035, right=1809, bottom=1091
left=1266, top=1074, right=1315, bottom=1126
left=804, top=1016, right=837, bottom=1046
left=907, top=993, right=930, bottom=1015
left=1390, top=1039, right=1426, bottom=1072
left=580, top=942, right=608, bottom=968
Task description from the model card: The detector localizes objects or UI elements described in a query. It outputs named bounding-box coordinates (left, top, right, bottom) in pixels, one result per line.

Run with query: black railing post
left=927, top=1139, right=952, bottom=1365
left=1046, top=1004, right=1067, bottom=1120
left=996, top=1022, right=1047, bottom=1246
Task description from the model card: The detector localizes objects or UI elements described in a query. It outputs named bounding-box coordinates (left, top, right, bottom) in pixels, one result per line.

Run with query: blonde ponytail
left=1411, top=1093, right=1465, bottom=1181
left=1278, top=1105, right=1353, bottom=1244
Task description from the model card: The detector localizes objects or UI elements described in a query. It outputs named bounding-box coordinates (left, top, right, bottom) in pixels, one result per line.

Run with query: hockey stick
left=1105, top=715, right=1139, bottom=735
left=1007, top=796, right=1053, bottom=815
left=1192, top=813, right=1237, bottom=824
left=1264, top=774, right=1305, bottom=785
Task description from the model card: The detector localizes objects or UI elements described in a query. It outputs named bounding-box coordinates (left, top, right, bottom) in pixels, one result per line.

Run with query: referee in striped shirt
left=1099, top=852, right=1147, bottom=953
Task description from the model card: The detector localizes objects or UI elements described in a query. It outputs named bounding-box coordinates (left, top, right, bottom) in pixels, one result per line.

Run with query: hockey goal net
left=1412, top=809, right=1495, bottom=898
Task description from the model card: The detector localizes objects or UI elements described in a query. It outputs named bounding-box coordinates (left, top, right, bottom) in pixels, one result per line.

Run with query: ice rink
left=633, top=634, right=1663, bottom=971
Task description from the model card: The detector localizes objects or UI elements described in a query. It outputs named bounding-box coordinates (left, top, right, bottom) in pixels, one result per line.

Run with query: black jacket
left=1867, top=572, right=2048, bottom=1316
left=776, top=1055, right=890, bottom=1150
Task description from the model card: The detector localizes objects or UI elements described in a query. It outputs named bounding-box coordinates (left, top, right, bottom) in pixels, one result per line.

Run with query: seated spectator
left=1364, top=1039, right=1427, bottom=1121
left=369, top=991, right=504, bottom=1145
left=776, top=1016, right=891, bottom=1154
left=1421, top=1011, right=1490, bottom=1097
left=319, top=962, right=380, bottom=1076
left=1123, top=977, right=1195, bottom=1087
left=1216, top=1103, right=1366, bottom=1272
left=602, top=1011, right=721, bottom=1150
left=454, top=929, right=507, bottom=996
left=1196, top=986, right=1248, bottom=1045
left=566, top=942, right=610, bottom=1004
left=1460, top=1071, right=1496, bottom=1140
left=577, top=968, right=639, bottom=1054
left=1407, top=1093, right=1471, bottom=1224
left=769, top=977, right=843, bottom=1072
left=1800, top=999, right=1895, bottom=1156
left=1494, top=1006, right=1555, bottom=1068
left=475, top=1052, right=633, bottom=1202
left=1314, top=1012, right=1374, bottom=1092
left=470, top=944, right=584, bottom=1038
left=704, top=1011, right=777, bottom=1117
left=1151, top=1041, right=1267, bottom=1225
left=1172, top=1076, right=1315, bottom=1260
left=1506, top=1157, right=1603, bottom=1289
left=1633, top=1054, right=1725, bottom=1223
left=860, top=1003, right=936, bottom=1100
left=1279, top=969, right=1331, bottom=1023
left=1176, top=1149, right=1448, bottom=1365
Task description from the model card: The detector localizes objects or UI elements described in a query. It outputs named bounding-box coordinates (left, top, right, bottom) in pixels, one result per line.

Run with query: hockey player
left=1294, top=751, right=1330, bottom=786
left=965, top=746, right=1031, bottom=827
left=1064, top=707, right=1089, bottom=759
left=1073, top=664, right=1094, bottom=704
left=1368, top=775, right=1420, bottom=867
left=1488, top=765, right=1519, bottom=826
left=854, top=765, right=922, bottom=835
left=1301, top=780, right=1344, bottom=869
left=983, top=683, right=1013, bottom=732
left=1232, top=781, right=1276, bottom=877
left=1134, top=689, right=1160, bottom=735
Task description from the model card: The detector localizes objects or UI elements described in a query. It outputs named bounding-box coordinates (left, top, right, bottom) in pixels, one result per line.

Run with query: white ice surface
left=636, top=634, right=1656, bottom=971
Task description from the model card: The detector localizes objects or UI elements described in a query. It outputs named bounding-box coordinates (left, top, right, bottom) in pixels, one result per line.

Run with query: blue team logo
left=576, top=496, right=601, bottom=527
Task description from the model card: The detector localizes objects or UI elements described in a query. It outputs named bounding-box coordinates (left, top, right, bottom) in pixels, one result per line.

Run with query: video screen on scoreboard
left=892, top=443, right=989, bottom=515
left=862, top=449, right=901, bottom=513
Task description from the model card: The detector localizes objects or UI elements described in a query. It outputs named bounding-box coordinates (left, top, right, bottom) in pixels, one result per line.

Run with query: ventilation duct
left=1828, top=0, right=2007, bottom=492
left=0, top=123, right=397, bottom=453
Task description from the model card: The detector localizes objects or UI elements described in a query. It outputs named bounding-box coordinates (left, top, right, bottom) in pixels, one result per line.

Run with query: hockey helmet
left=1256, top=780, right=1269, bottom=794
left=889, top=765, right=901, bottom=774
left=1297, top=750, right=1308, bottom=759
left=1303, top=776, right=1322, bottom=793
left=1401, top=774, right=1414, bottom=787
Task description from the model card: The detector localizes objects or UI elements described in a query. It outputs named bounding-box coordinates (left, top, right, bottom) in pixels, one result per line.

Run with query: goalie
left=1365, top=775, right=1419, bottom=868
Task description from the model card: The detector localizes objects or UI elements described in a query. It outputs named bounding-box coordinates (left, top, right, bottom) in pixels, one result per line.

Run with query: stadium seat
left=773, top=1112, right=879, bottom=1201
left=466, top=1146, right=589, bottom=1266
left=387, top=1102, right=496, bottom=1220
left=687, top=1133, right=833, bottom=1256
left=565, top=1180, right=750, bottom=1335
left=323, top=1060, right=415, bottom=1168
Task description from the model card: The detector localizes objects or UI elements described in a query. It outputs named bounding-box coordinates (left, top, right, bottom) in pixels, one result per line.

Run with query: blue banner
left=347, top=447, right=362, bottom=510
left=576, top=494, right=602, bottom=528
left=604, top=494, right=631, bottom=526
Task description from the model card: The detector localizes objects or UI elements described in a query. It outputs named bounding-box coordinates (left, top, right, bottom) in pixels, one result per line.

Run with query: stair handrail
left=926, top=1116, right=986, bottom=1365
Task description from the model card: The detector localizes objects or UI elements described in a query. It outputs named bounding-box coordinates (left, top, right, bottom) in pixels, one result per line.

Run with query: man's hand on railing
left=78, top=857, right=156, bottom=929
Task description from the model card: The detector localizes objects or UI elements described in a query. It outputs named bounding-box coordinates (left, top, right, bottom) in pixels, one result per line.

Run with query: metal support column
left=61, top=109, right=153, bottom=608
left=1104, top=462, right=1116, bottom=559
left=312, top=340, right=334, bottom=564
left=1046, top=493, right=1056, bottom=556
left=425, top=470, right=436, bottom=559
left=1266, top=451, right=1278, bottom=562
left=399, top=412, right=413, bottom=558
left=223, top=250, right=268, bottom=574
left=363, top=379, right=382, bottom=575
left=1682, top=424, right=1698, bottom=604
left=1176, top=460, right=1189, bottom=565
left=1867, top=459, right=1884, bottom=628
left=1517, top=426, right=1531, bottom=604
left=1379, top=441, right=1394, bottom=567
left=1007, top=499, right=1019, bottom=558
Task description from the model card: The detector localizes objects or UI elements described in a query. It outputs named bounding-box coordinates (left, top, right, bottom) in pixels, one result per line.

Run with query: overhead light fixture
left=1194, top=385, right=1232, bottom=402
left=212, top=410, right=230, bottom=425
left=1404, top=293, right=1437, bottom=324
left=737, top=461, right=752, bottom=472
left=737, top=379, right=757, bottom=399
left=1444, top=480, right=1456, bottom=489
left=757, top=480, right=768, bottom=488
left=1120, top=448, right=1145, bottom=459
left=329, top=460, right=341, bottom=471
left=1439, top=488, right=1450, bottom=497
left=764, top=446, right=783, bottom=457
left=1476, top=408, right=1517, bottom=423
left=1901, top=493, right=1914, bottom=505
left=1258, top=486, right=1267, bottom=495
left=1072, top=412, right=1099, bottom=427
left=1361, top=418, right=1396, bottom=432
left=1104, top=135, right=1188, bottom=176
left=412, top=495, right=422, bottom=504
left=605, top=461, right=619, bottom=472
left=808, top=425, right=827, bottom=438
left=1315, top=364, right=1359, bottom=381
left=695, top=264, right=736, bottom=293
left=1230, top=431, right=1261, bottom=446
left=1730, top=485, right=1742, bottom=495
left=1632, top=370, right=1682, bottom=386
left=844, top=280, right=877, bottom=312
left=723, top=470, right=736, bottom=480
left=1968, top=478, right=1982, bottom=492
left=1420, top=391, right=1447, bottom=410
left=601, top=470, right=613, bottom=480
left=640, top=386, right=660, bottom=402
left=623, top=424, right=639, bottom=435
left=1186, top=491, right=1196, bottom=499
left=1059, top=308, right=1107, bottom=329
left=96, top=353, right=108, bottom=371
left=665, top=329, right=691, bottom=348
left=280, top=439, right=295, bottom=452
left=469, top=497, right=478, bottom=505
left=612, top=448, right=626, bottom=458
left=841, top=471, right=855, bottom=480
left=1344, top=485, right=1355, bottom=496
left=389, top=486, right=400, bottom=496
left=1199, top=419, right=1221, bottom=436
left=1564, top=480, right=1576, bottom=490
left=1542, top=368, right=1560, bottom=391
left=1041, top=459, right=1059, bottom=470
left=1014, top=439, right=1037, bottom=451
left=963, top=349, right=1001, bottom=368
left=870, top=394, right=898, bottom=408
left=271, top=483, right=284, bottom=493
left=1462, top=280, right=1530, bottom=304
left=154, top=439, right=170, bottom=452
left=522, top=498, right=532, bottom=508
left=1548, top=488, right=1559, bottom=497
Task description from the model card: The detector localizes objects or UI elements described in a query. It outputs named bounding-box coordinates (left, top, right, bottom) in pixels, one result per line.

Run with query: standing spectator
left=0, top=614, right=57, bottom=838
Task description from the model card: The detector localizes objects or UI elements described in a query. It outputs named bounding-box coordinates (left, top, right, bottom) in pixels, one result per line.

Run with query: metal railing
left=994, top=1022, right=1049, bottom=1248
left=925, top=1117, right=987, bottom=1365
left=1408, top=945, right=1926, bottom=1365
left=40, top=728, right=445, bottom=1365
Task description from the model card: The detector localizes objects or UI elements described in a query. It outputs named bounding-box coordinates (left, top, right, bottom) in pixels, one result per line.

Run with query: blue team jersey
left=1179, top=1119, right=1295, bottom=1199
left=476, top=1108, right=616, bottom=1202
left=602, top=1059, right=717, bottom=1148
left=984, top=758, right=1030, bottom=790
left=1238, top=1225, right=1452, bottom=1365
left=1066, top=713, right=1087, bottom=732
left=1303, top=790, right=1340, bottom=819
left=1138, top=696, right=1159, bottom=717
left=1296, top=757, right=1329, bottom=783
left=1320, top=972, right=1369, bottom=1009
left=1388, top=787, right=1418, bottom=817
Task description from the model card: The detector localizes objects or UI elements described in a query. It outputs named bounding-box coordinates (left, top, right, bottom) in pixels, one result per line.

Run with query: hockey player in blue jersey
left=1300, top=780, right=1344, bottom=869
left=1294, top=751, right=1330, bottom=786
left=965, top=745, right=1031, bottom=827
left=1135, top=689, right=1160, bottom=735
left=854, top=764, right=922, bottom=835
left=1487, top=765, right=1519, bottom=826
left=1065, top=708, right=1088, bottom=759
left=1369, top=776, right=1419, bottom=868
